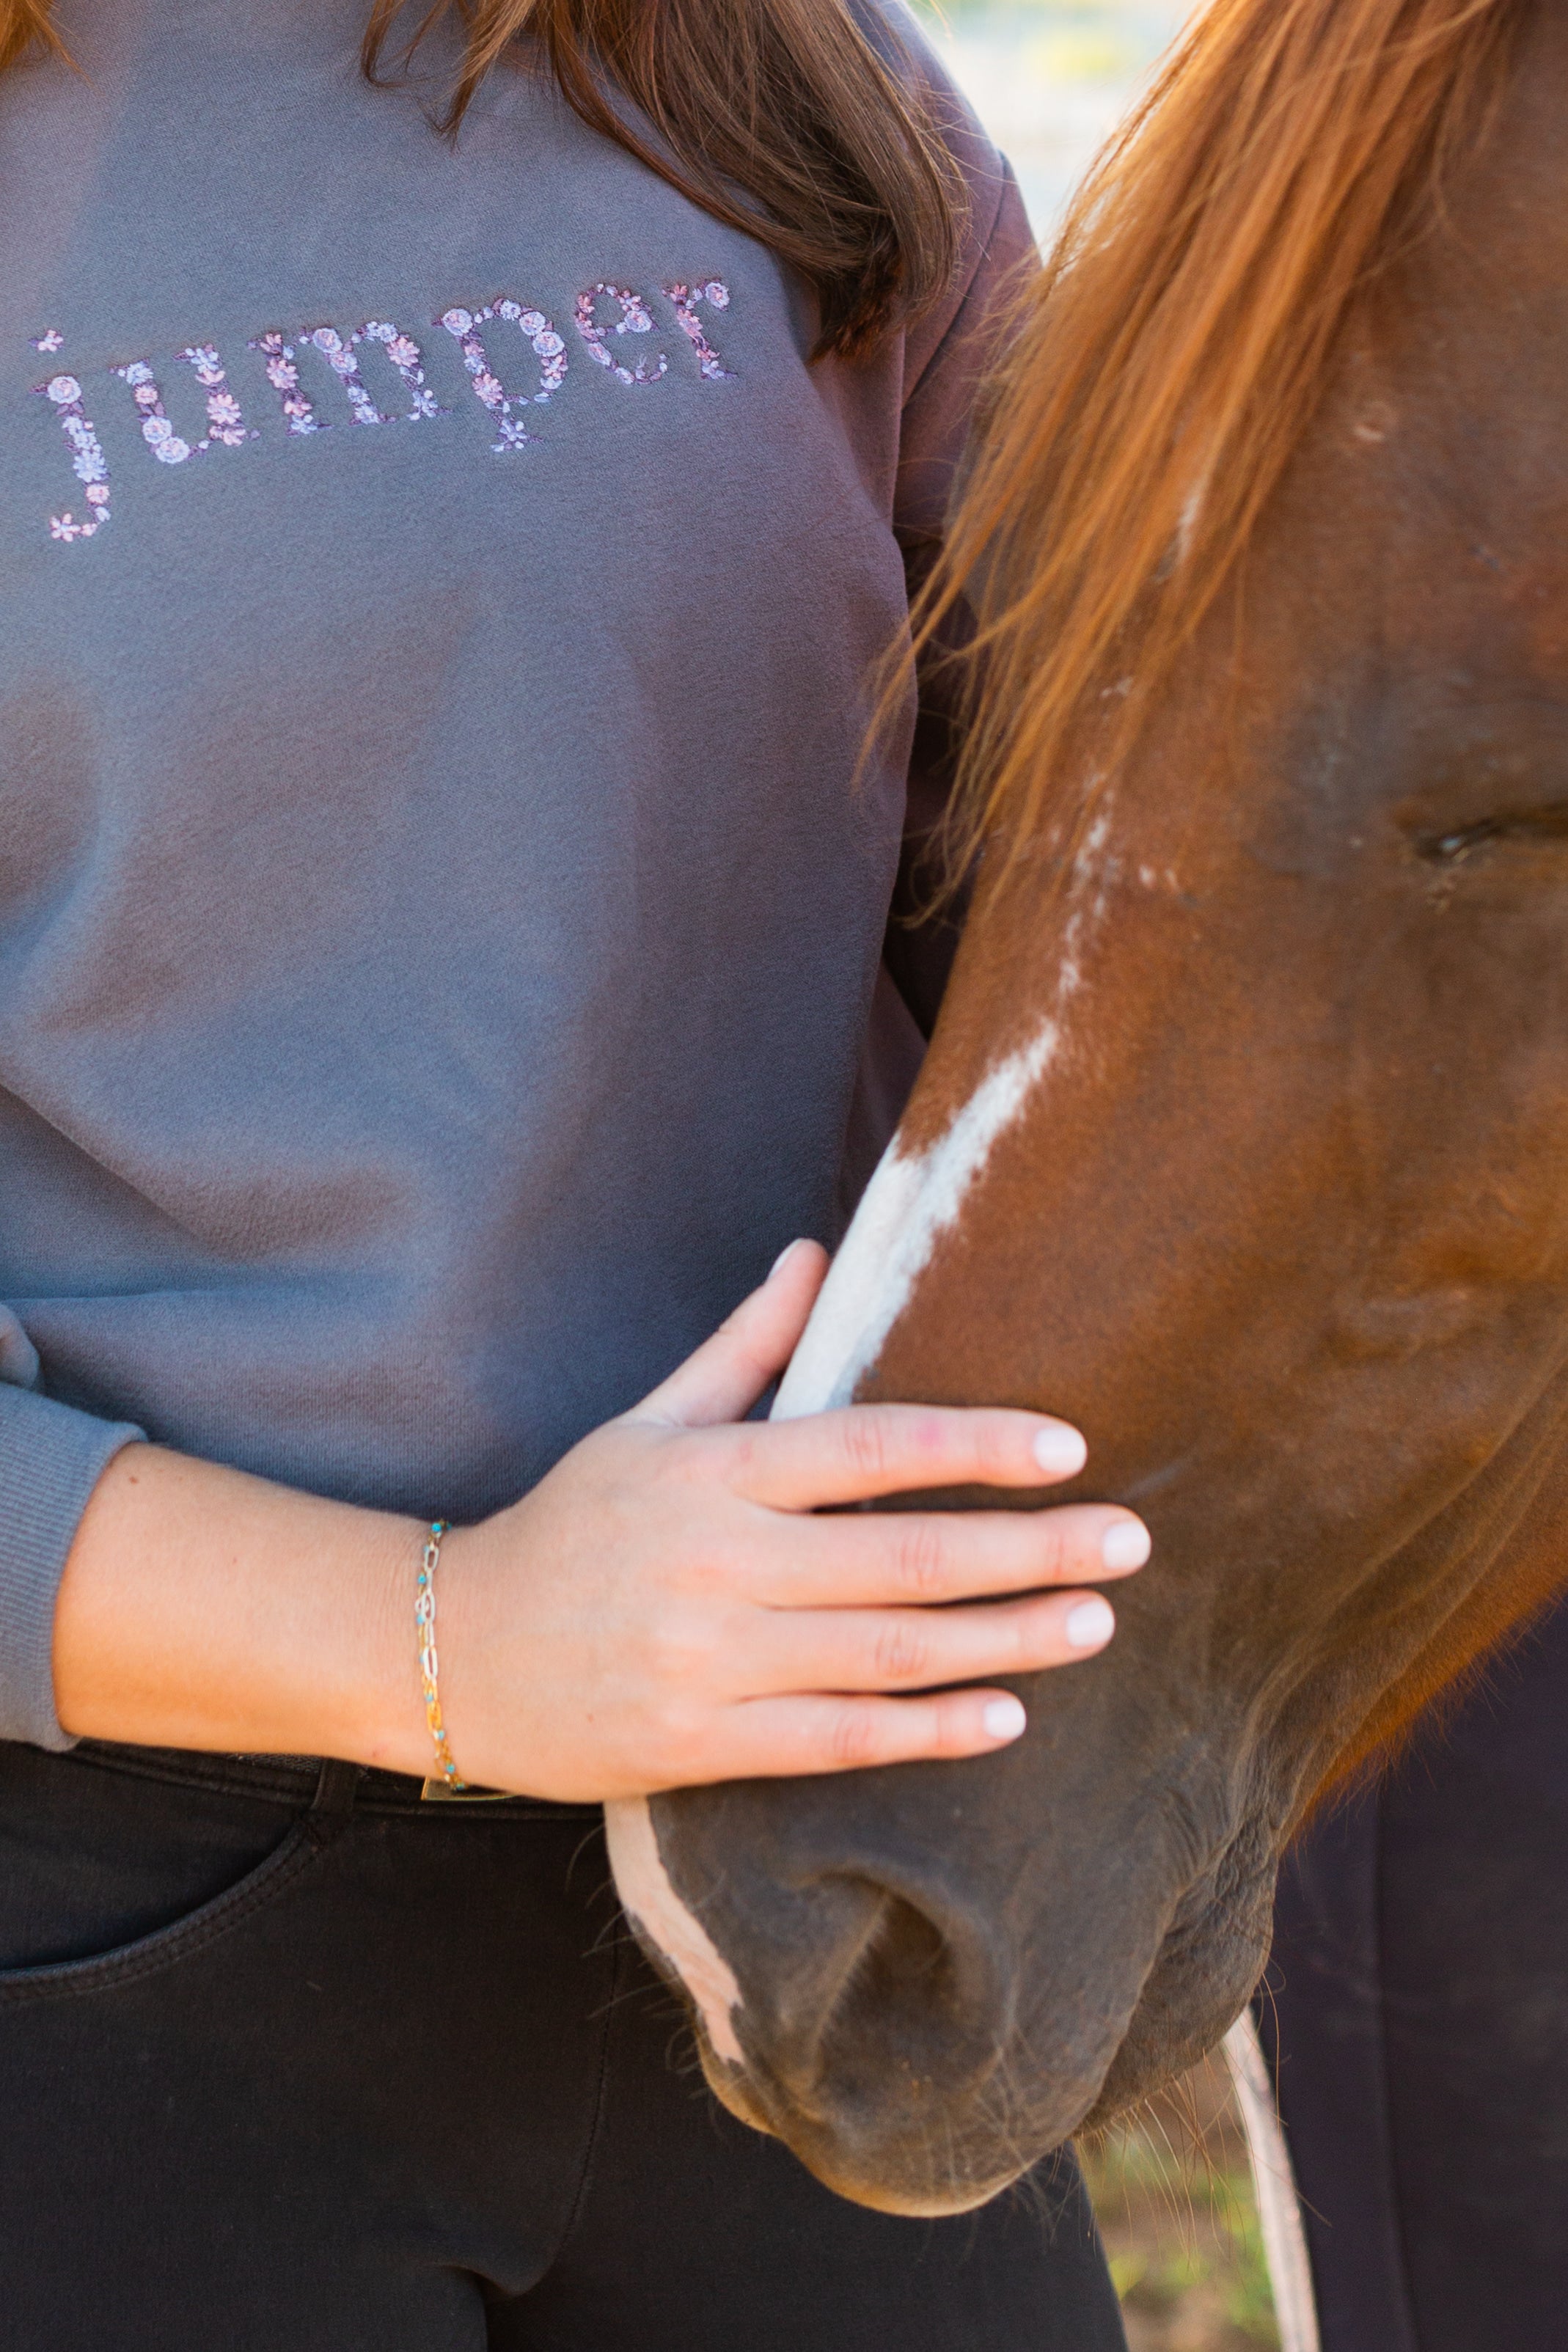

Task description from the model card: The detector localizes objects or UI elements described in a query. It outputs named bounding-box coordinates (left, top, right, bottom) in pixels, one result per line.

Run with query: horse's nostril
left=809, top=1885, right=1000, bottom=2103
left=851, top=1891, right=955, bottom=2011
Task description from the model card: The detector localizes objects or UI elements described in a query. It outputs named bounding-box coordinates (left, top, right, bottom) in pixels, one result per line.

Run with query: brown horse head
left=609, top=0, right=1568, bottom=2213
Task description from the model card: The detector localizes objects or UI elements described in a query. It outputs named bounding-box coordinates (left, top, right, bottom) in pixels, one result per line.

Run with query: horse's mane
left=929, top=0, right=1523, bottom=875
left=0, top=0, right=58, bottom=72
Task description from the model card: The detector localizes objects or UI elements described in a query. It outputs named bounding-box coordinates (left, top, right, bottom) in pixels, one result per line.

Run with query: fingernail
left=1065, top=1597, right=1115, bottom=1649
left=1033, top=1424, right=1088, bottom=1478
left=981, top=1696, right=1027, bottom=1743
left=769, top=1239, right=807, bottom=1279
left=1102, top=1520, right=1151, bottom=1571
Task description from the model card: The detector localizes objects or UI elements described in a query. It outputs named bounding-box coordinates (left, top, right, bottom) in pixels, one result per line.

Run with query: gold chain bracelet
left=415, top=1520, right=473, bottom=1798
left=414, top=1520, right=508, bottom=1803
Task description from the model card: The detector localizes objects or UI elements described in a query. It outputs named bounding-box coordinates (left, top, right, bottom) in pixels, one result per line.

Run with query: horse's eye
left=1419, top=819, right=1499, bottom=863
left=1415, top=805, right=1568, bottom=862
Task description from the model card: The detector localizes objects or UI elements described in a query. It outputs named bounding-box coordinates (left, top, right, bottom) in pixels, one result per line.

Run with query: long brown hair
left=0, top=0, right=965, bottom=359
left=926, top=0, right=1521, bottom=871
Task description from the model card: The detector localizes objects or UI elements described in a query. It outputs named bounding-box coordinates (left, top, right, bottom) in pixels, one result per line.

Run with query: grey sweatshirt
left=0, top=0, right=1031, bottom=1747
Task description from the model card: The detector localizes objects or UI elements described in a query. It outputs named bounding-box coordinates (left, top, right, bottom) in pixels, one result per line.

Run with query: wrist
left=55, top=1445, right=431, bottom=1771
left=324, top=1506, right=433, bottom=1777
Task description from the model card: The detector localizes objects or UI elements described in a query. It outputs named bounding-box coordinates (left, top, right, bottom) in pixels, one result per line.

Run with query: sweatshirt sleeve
left=0, top=1375, right=145, bottom=1749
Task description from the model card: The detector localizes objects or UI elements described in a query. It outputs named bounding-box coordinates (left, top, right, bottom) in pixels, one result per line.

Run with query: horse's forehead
left=773, top=1019, right=1063, bottom=1421
left=776, top=817, right=1132, bottom=1420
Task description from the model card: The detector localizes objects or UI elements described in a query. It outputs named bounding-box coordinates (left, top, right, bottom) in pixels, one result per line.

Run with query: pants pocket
left=0, top=1742, right=334, bottom=2004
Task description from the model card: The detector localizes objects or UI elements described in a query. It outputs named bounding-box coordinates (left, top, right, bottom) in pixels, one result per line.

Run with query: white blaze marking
left=773, top=1020, right=1062, bottom=1420
left=604, top=1795, right=744, bottom=2062
left=604, top=820, right=1117, bottom=2051
left=602, top=1028, right=1061, bottom=2060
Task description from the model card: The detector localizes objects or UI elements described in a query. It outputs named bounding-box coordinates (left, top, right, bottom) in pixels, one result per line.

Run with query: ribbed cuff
left=0, top=1384, right=147, bottom=1751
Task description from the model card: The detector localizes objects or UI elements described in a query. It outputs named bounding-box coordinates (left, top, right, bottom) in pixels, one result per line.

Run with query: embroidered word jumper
left=29, top=279, right=733, bottom=542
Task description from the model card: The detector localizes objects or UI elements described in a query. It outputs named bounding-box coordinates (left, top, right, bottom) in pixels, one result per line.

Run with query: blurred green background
left=1080, top=2054, right=1281, bottom=2352
left=911, top=0, right=1190, bottom=232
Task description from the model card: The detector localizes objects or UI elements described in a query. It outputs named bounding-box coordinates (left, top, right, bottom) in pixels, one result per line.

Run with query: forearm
left=53, top=1445, right=428, bottom=1772
left=43, top=1250, right=1147, bottom=1801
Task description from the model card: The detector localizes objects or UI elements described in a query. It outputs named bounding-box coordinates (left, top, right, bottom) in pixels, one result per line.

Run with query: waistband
left=62, top=1740, right=599, bottom=1821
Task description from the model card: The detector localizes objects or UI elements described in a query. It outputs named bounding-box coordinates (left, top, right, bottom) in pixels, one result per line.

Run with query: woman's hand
left=54, top=1242, right=1148, bottom=1798
left=439, top=1240, right=1148, bottom=1800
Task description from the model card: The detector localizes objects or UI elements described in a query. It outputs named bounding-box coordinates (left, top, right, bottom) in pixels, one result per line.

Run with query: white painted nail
left=981, top=1696, right=1027, bottom=1743
left=1033, top=1424, right=1088, bottom=1478
left=1102, top=1520, right=1151, bottom=1570
left=769, top=1239, right=807, bottom=1279
left=1065, top=1597, right=1115, bottom=1650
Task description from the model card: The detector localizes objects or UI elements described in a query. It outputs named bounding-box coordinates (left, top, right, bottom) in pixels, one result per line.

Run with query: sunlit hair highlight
left=924, top=0, right=1522, bottom=878
left=0, top=0, right=965, bottom=359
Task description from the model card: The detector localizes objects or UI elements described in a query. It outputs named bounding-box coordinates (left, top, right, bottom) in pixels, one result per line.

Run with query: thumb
left=631, top=1239, right=829, bottom=1429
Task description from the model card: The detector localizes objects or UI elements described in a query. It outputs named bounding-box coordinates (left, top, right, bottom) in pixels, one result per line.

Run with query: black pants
left=1264, top=1595, right=1568, bottom=2352
left=0, top=1740, right=1125, bottom=2351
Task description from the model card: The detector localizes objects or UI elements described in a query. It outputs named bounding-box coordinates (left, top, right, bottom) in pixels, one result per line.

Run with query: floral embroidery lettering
left=32, top=272, right=736, bottom=544
left=439, top=307, right=527, bottom=452
left=359, top=322, right=445, bottom=422
left=250, top=330, right=324, bottom=434
left=114, top=360, right=195, bottom=465
left=436, top=302, right=568, bottom=453
left=177, top=345, right=256, bottom=450
left=111, top=351, right=256, bottom=465
left=573, top=285, right=667, bottom=386
left=301, top=326, right=389, bottom=427
left=254, top=323, right=447, bottom=432
left=664, top=280, right=733, bottom=381
left=32, top=340, right=111, bottom=540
